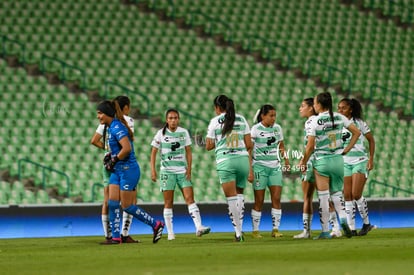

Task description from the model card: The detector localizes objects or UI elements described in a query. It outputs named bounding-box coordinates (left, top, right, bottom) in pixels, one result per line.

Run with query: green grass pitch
left=1, top=228, right=413, bottom=275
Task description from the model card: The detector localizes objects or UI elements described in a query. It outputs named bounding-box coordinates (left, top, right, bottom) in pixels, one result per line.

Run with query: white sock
left=237, top=194, right=245, bottom=232
left=303, top=213, right=312, bottom=232
left=227, top=196, right=241, bottom=237
left=163, top=208, right=174, bottom=235
left=271, top=208, right=282, bottom=230
left=345, top=201, right=356, bottom=230
left=102, top=214, right=111, bottom=238
left=355, top=196, right=370, bottom=225
left=331, top=192, right=347, bottom=221
left=329, top=210, right=339, bottom=232
left=251, top=209, right=262, bottom=231
left=188, top=203, right=202, bottom=230
left=122, top=212, right=133, bottom=236
left=317, top=190, right=330, bottom=232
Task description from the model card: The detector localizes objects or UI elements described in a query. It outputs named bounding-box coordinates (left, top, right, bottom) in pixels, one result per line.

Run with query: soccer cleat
left=271, top=229, right=283, bottom=238
left=340, top=218, right=353, bottom=238
left=196, top=226, right=211, bottom=237
left=351, top=230, right=358, bottom=236
left=252, top=230, right=263, bottom=239
left=168, top=234, right=175, bottom=241
left=100, top=237, right=114, bottom=244
left=234, top=234, right=244, bottom=242
left=358, top=223, right=375, bottom=236
left=100, top=237, right=121, bottom=245
left=121, top=235, right=140, bottom=243
left=330, top=230, right=343, bottom=238
left=293, top=230, right=311, bottom=239
left=313, top=232, right=332, bottom=240
left=152, top=221, right=165, bottom=243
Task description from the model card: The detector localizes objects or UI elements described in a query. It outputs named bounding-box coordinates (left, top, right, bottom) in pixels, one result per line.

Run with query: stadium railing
left=18, top=158, right=71, bottom=197
left=368, top=179, right=414, bottom=198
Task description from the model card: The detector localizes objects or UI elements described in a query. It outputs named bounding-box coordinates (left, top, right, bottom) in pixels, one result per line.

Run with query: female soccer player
left=338, top=98, right=376, bottom=236
left=90, top=96, right=138, bottom=243
left=150, top=108, right=210, bottom=240
left=206, top=94, right=252, bottom=242
left=299, top=92, right=360, bottom=239
left=249, top=104, right=290, bottom=238
left=96, top=100, right=164, bottom=244
left=293, top=98, right=317, bottom=239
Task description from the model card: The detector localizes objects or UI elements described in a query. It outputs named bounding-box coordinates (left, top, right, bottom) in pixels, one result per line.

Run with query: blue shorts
left=109, top=162, right=140, bottom=191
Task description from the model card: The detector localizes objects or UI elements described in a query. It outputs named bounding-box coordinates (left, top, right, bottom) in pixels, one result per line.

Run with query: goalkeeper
left=95, top=100, right=164, bottom=244
left=91, top=96, right=138, bottom=243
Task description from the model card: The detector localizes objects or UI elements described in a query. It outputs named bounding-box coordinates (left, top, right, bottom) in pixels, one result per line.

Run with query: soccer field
left=1, top=228, right=413, bottom=275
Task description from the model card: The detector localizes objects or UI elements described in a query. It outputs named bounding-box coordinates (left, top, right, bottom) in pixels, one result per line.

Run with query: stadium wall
left=0, top=200, right=413, bottom=239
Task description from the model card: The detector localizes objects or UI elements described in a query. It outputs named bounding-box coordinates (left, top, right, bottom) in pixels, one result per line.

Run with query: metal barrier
left=0, top=34, right=26, bottom=65
left=370, top=83, right=414, bottom=115
left=307, top=58, right=353, bottom=93
left=40, top=54, right=87, bottom=90
left=104, top=81, right=151, bottom=117
left=368, top=179, right=413, bottom=197
left=18, top=158, right=71, bottom=197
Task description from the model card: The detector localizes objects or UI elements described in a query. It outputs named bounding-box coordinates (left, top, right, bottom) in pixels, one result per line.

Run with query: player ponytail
left=114, top=95, right=130, bottom=113
left=350, top=98, right=363, bottom=120
left=113, top=99, right=134, bottom=141
left=316, top=92, right=335, bottom=128
left=214, top=94, right=235, bottom=137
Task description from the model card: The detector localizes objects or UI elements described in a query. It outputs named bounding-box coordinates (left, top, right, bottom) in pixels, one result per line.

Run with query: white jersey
left=307, top=111, right=352, bottom=160
left=151, top=126, right=191, bottom=174
left=96, top=115, right=134, bottom=151
left=304, top=115, right=317, bottom=163
left=206, top=113, right=250, bottom=164
left=342, top=118, right=370, bottom=164
left=251, top=122, right=284, bottom=168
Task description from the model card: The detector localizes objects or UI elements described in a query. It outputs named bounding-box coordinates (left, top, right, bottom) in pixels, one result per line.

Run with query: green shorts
left=301, top=159, right=315, bottom=183
left=102, top=165, right=111, bottom=186
left=344, top=160, right=368, bottom=177
left=216, top=156, right=249, bottom=189
left=313, top=154, right=344, bottom=193
left=252, top=164, right=282, bottom=190
left=160, top=172, right=192, bottom=192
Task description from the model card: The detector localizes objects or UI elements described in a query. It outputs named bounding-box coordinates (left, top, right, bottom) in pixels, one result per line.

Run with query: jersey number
left=226, top=131, right=239, bottom=148
left=327, top=131, right=337, bottom=149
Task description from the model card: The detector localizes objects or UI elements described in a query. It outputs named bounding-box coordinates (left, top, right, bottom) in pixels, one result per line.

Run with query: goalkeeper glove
left=103, top=153, right=119, bottom=172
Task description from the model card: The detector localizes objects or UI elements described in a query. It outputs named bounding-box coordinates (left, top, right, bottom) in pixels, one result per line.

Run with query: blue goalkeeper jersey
left=108, top=118, right=137, bottom=165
